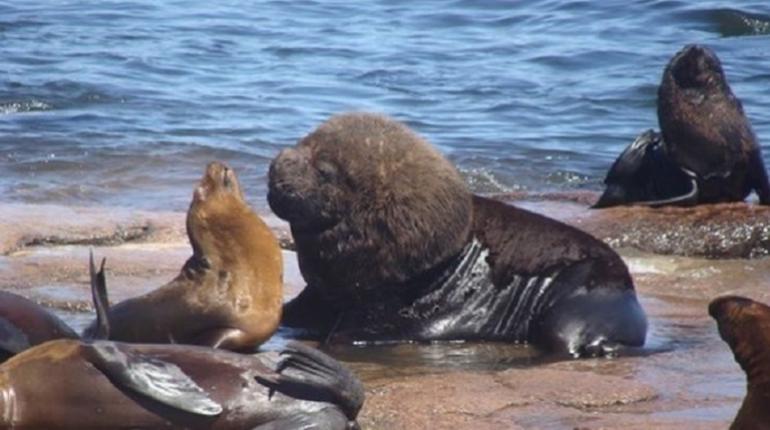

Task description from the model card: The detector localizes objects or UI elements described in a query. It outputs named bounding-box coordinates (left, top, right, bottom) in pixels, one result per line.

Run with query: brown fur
left=658, top=44, right=769, bottom=203
left=709, top=296, right=770, bottom=430
left=269, top=113, right=472, bottom=306
left=85, top=162, right=283, bottom=351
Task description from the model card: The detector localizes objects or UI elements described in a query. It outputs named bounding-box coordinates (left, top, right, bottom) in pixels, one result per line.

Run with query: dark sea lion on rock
left=595, top=44, right=770, bottom=208
left=84, top=161, right=283, bottom=351
left=709, top=296, right=770, bottom=430
left=0, top=291, right=78, bottom=361
left=269, top=113, right=647, bottom=357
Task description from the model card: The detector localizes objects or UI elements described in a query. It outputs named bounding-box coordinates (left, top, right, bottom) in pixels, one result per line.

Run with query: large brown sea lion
left=83, top=161, right=283, bottom=351
left=0, top=261, right=364, bottom=430
left=594, top=44, right=770, bottom=208
left=269, top=113, right=647, bottom=357
left=709, top=296, right=770, bottom=430
left=0, top=291, right=78, bottom=361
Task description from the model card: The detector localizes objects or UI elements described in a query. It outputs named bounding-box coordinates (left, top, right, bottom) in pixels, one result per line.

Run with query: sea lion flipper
left=594, top=130, right=699, bottom=208
left=88, top=251, right=110, bottom=341
left=594, top=130, right=660, bottom=208
left=85, top=341, right=223, bottom=416
left=256, top=341, right=364, bottom=420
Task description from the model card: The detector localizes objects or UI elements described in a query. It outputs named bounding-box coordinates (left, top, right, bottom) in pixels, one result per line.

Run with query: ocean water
left=1, top=0, right=769, bottom=211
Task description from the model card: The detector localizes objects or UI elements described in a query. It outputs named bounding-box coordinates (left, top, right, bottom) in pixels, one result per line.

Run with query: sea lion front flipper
left=83, top=341, right=223, bottom=416
left=192, top=327, right=250, bottom=350
left=255, top=341, right=364, bottom=421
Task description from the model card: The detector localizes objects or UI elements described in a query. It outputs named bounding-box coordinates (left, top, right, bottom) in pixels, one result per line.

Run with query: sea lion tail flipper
left=593, top=130, right=660, bottom=208
left=255, top=341, right=364, bottom=421
left=249, top=409, right=351, bottom=430
left=593, top=130, right=699, bottom=208
left=84, top=341, right=223, bottom=416
left=88, top=250, right=111, bottom=341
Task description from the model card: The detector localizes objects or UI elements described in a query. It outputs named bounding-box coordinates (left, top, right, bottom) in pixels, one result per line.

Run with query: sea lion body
left=595, top=44, right=770, bottom=208
left=0, top=291, right=77, bottom=361
left=84, top=162, right=283, bottom=351
left=270, top=113, right=646, bottom=357
left=709, top=296, right=770, bottom=430
left=0, top=339, right=363, bottom=429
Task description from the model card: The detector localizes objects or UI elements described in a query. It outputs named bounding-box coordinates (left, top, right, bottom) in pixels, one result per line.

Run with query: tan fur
left=88, top=162, right=283, bottom=351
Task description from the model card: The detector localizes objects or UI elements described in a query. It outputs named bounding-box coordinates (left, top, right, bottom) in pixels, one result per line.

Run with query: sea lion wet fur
left=269, top=113, right=472, bottom=306
left=270, top=113, right=647, bottom=356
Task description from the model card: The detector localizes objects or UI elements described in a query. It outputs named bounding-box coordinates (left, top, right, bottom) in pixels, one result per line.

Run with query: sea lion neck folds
left=84, top=161, right=283, bottom=352
left=272, top=113, right=647, bottom=357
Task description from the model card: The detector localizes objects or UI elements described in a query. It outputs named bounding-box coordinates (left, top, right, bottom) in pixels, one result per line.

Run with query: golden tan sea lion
left=84, top=161, right=283, bottom=351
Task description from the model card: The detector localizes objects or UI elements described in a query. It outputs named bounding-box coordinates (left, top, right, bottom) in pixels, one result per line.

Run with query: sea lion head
left=665, top=44, right=728, bottom=92
left=709, top=295, right=770, bottom=384
left=268, top=113, right=472, bottom=306
left=657, top=44, right=753, bottom=178
left=187, top=161, right=251, bottom=263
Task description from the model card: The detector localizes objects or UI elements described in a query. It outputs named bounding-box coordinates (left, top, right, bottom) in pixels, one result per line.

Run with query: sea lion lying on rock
left=269, top=113, right=647, bottom=357
left=595, top=44, right=770, bottom=208
left=709, top=296, right=770, bottom=430
left=83, top=161, right=283, bottom=351
left=0, top=257, right=364, bottom=430
left=0, top=291, right=78, bottom=362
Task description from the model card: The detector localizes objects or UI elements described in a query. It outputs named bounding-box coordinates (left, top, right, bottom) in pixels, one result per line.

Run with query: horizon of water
left=1, top=1, right=770, bottom=212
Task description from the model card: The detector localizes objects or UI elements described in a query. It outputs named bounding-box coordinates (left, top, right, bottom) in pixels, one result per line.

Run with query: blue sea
left=1, top=1, right=769, bottom=211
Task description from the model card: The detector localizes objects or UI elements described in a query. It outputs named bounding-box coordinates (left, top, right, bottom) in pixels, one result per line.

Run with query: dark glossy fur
left=596, top=44, right=770, bottom=207
left=271, top=113, right=647, bottom=356
left=709, top=296, right=770, bottom=430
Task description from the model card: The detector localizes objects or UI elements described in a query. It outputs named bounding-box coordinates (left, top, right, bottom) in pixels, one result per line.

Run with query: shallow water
left=1, top=1, right=770, bottom=211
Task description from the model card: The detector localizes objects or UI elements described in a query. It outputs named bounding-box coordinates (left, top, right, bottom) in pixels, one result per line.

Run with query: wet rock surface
left=2, top=202, right=766, bottom=428
left=496, top=192, right=770, bottom=259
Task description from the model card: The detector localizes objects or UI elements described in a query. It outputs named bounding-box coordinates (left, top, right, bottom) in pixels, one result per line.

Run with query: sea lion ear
left=88, top=250, right=110, bottom=341
left=84, top=341, right=223, bottom=416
